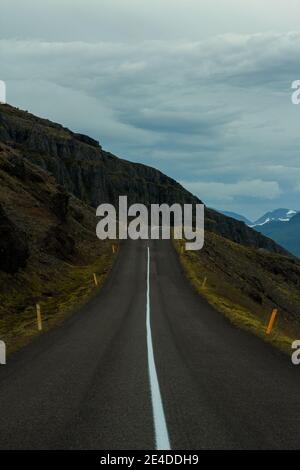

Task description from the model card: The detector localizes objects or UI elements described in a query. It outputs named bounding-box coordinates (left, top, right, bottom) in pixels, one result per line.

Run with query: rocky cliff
left=0, top=138, right=114, bottom=353
left=0, top=103, right=288, bottom=255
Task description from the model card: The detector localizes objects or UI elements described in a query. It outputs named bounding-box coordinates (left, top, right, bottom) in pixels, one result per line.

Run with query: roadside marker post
left=36, top=303, right=43, bottom=331
left=112, top=244, right=116, bottom=254
left=202, top=276, right=207, bottom=289
left=266, top=308, right=278, bottom=335
left=93, top=273, right=98, bottom=287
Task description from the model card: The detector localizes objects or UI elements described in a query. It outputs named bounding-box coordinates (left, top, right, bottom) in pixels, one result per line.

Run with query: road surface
left=0, top=239, right=299, bottom=450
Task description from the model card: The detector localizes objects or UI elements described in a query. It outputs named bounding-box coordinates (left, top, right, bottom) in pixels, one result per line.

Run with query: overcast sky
left=1, top=0, right=300, bottom=219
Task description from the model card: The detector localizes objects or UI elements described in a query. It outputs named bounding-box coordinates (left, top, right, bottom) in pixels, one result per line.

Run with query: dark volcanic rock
left=0, top=204, right=29, bottom=273
left=72, top=133, right=100, bottom=148
left=0, top=103, right=289, bottom=255
left=51, top=187, right=70, bottom=222
left=44, top=224, right=75, bottom=261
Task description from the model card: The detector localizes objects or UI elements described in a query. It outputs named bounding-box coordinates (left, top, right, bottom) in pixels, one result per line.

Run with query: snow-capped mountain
left=217, top=208, right=300, bottom=256
left=251, top=209, right=298, bottom=227
left=253, top=212, right=300, bottom=257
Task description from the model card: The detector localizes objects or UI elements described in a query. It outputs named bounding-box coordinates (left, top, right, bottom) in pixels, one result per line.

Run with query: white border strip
left=0, top=81, right=6, bottom=104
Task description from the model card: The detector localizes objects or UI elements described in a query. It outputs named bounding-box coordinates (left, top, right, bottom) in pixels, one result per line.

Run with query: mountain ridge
left=254, top=212, right=300, bottom=257
left=219, top=210, right=253, bottom=226
left=1, top=103, right=300, bottom=355
left=252, top=208, right=299, bottom=227
left=0, top=103, right=288, bottom=256
left=218, top=207, right=299, bottom=256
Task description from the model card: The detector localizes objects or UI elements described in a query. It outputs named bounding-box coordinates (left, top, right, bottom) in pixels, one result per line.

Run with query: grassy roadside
left=0, top=242, right=118, bottom=355
left=173, top=236, right=300, bottom=354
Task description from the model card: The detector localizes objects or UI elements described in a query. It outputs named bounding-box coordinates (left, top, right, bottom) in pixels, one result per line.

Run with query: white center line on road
left=146, top=246, right=171, bottom=450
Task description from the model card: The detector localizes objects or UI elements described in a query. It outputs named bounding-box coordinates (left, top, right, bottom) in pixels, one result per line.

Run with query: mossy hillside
left=174, top=233, right=300, bottom=354
left=0, top=142, right=116, bottom=354
left=0, top=249, right=115, bottom=355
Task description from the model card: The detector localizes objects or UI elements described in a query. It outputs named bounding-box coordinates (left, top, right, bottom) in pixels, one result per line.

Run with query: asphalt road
left=0, top=239, right=300, bottom=450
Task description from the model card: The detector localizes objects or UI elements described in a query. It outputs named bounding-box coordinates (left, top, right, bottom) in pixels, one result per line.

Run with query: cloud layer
left=2, top=15, right=300, bottom=218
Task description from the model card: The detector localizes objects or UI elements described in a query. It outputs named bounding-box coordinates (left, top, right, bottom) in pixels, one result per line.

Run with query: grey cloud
left=181, top=180, right=282, bottom=202
left=1, top=27, right=300, bottom=218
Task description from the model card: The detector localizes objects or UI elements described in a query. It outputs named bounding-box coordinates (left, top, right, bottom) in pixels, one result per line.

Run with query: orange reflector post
left=266, top=308, right=278, bottom=335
